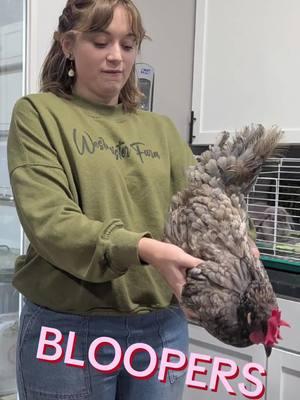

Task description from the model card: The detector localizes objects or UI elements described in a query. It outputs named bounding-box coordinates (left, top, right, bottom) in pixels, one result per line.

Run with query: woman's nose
left=106, top=43, right=122, bottom=62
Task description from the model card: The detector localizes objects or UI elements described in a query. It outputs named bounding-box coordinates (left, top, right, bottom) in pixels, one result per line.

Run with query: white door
left=267, top=348, right=300, bottom=400
left=183, top=323, right=267, bottom=400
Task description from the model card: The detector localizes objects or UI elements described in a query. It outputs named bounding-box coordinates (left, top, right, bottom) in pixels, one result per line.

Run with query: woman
left=7, top=0, right=202, bottom=399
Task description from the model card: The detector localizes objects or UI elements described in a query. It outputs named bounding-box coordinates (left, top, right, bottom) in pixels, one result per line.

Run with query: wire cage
left=247, top=158, right=300, bottom=273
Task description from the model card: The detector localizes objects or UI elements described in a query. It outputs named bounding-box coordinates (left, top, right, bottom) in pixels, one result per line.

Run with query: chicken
left=164, top=125, right=290, bottom=356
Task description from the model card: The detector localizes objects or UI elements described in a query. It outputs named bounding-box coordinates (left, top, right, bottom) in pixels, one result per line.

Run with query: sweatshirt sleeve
left=165, top=117, right=196, bottom=195
left=7, top=98, right=151, bottom=283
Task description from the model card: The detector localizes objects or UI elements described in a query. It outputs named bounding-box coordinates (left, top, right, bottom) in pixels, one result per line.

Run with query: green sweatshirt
left=7, top=92, right=195, bottom=315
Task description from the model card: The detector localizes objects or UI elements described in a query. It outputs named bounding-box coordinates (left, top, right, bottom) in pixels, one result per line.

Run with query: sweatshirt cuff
left=108, top=228, right=152, bottom=274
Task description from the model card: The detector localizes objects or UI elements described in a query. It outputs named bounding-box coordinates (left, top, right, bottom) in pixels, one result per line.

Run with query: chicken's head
left=249, top=308, right=290, bottom=357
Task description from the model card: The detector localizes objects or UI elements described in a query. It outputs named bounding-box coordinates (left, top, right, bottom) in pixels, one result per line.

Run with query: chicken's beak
left=264, top=345, right=272, bottom=357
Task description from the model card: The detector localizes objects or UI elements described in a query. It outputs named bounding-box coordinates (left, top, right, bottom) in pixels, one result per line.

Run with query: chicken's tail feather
left=188, top=124, right=283, bottom=195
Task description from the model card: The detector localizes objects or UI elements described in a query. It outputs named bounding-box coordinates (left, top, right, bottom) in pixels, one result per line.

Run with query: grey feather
left=164, top=124, right=287, bottom=351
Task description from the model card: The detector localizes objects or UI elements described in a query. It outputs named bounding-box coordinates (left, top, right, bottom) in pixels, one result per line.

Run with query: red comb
left=264, top=308, right=290, bottom=347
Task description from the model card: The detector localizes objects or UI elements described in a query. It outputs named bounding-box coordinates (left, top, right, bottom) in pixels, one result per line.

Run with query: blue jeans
left=17, top=300, right=188, bottom=399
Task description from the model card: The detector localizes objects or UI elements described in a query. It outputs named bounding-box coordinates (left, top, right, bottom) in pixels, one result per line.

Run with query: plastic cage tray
left=260, top=254, right=300, bottom=273
left=256, top=239, right=300, bottom=273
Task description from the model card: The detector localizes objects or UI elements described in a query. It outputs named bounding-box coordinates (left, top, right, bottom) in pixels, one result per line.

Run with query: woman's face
left=67, top=6, right=138, bottom=105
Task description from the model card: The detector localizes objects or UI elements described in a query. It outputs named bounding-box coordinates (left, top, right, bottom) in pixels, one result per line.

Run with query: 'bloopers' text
left=36, top=326, right=266, bottom=399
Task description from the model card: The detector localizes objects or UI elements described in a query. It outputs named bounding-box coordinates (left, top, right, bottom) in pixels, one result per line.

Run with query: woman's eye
left=93, top=41, right=135, bottom=50
left=94, top=43, right=107, bottom=48
left=122, top=44, right=135, bottom=51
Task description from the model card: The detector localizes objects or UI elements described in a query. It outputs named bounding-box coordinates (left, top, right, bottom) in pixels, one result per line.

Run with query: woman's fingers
left=251, top=246, right=260, bottom=258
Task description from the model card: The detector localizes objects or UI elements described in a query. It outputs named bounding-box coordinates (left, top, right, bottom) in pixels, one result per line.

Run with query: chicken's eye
left=247, top=312, right=252, bottom=326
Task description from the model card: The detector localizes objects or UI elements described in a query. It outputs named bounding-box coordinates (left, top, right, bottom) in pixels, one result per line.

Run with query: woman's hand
left=138, top=237, right=203, bottom=300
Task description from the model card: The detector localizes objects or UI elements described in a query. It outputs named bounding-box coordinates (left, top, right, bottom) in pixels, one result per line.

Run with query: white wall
left=26, top=0, right=66, bottom=94
left=135, top=0, right=196, bottom=141
left=27, top=0, right=196, bottom=142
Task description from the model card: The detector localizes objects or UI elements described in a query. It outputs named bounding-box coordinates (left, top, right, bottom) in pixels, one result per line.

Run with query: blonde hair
left=40, top=0, right=146, bottom=112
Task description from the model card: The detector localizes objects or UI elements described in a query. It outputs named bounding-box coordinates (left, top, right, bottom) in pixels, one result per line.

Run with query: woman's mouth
left=103, top=70, right=123, bottom=74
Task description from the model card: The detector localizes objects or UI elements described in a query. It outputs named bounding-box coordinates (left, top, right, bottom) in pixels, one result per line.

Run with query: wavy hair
left=40, top=0, right=146, bottom=112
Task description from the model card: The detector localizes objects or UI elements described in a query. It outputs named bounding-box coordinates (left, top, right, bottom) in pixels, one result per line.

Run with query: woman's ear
left=60, top=32, right=76, bottom=58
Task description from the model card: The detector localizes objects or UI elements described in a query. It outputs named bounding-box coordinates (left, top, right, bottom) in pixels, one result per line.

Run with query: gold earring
left=68, top=55, right=75, bottom=78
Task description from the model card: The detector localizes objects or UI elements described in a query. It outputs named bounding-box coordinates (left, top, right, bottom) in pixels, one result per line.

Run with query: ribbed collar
left=70, top=94, right=127, bottom=120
